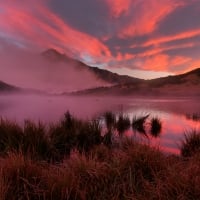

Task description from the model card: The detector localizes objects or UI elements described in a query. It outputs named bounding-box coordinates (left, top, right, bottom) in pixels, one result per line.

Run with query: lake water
left=0, top=94, right=200, bottom=154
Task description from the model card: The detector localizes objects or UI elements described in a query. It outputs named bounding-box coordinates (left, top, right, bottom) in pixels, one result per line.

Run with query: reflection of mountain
left=0, top=80, right=19, bottom=92
left=74, top=68, right=200, bottom=96
left=42, top=49, right=141, bottom=85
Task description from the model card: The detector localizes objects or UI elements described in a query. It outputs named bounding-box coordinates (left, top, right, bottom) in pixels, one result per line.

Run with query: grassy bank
left=0, top=112, right=200, bottom=199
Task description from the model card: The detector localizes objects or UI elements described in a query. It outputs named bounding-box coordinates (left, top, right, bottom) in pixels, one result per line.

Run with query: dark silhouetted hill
left=0, top=81, right=19, bottom=92
left=73, top=68, right=200, bottom=97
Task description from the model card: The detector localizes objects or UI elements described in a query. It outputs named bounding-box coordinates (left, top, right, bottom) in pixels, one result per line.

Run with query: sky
left=0, top=0, right=200, bottom=79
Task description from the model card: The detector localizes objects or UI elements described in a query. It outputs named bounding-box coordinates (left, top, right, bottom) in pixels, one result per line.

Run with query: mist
left=0, top=47, right=108, bottom=93
left=0, top=94, right=129, bottom=123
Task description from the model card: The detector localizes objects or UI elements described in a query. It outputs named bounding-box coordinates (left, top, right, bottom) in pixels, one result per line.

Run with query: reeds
left=0, top=140, right=200, bottom=199
left=0, top=111, right=162, bottom=159
left=0, top=112, right=200, bottom=199
left=180, top=130, right=200, bottom=157
left=150, top=117, right=162, bottom=137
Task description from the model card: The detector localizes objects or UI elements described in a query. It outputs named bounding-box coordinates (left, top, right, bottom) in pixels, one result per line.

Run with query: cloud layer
left=0, top=0, right=200, bottom=78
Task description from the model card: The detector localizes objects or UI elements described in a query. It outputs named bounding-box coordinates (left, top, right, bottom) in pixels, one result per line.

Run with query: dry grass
left=0, top=142, right=200, bottom=199
left=180, top=130, right=200, bottom=157
left=0, top=113, right=200, bottom=199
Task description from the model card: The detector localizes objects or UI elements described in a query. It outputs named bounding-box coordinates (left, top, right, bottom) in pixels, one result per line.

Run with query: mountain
left=42, top=49, right=200, bottom=97
left=42, top=49, right=141, bottom=85
left=74, top=68, right=200, bottom=97
left=0, top=80, right=19, bottom=92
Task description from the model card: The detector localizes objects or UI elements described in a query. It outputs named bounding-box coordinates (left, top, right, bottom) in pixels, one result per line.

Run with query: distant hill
left=73, top=68, right=200, bottom=97
left=42, top=49, right=142, bottom=85
left=0, top=81, right=19, bottom=92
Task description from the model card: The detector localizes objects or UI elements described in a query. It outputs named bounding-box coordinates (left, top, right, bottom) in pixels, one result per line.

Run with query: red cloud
left=106, top=0, right=131, bottom=18
left=119, top=0, right=182, bottom=37
left=116, top=52, right=135, bottom=61
left=0, top=1, right=111, bottom=61
left=143, top=29, right=200, bottom=47
left=133, top=53, right=191, bottom=72
left=131, top=42, right=197, bottom=58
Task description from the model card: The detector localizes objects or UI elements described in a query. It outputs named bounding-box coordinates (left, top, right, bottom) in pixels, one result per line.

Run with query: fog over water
left=0, top=93, right=200, bottom=154
left=0, top=47, right=200, bottom=154
left=0, top=48, right=108, bottom=93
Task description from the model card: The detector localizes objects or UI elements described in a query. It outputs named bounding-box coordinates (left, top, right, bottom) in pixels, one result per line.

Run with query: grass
left=180, top=130, right=200, bottom=157
left=0, top=112, right=200, bottom=199
left=150, top=117, right=162, bottom=137
left=1, top=141, right=200, bottom=199
left=132, top=114, right=149, bottom=137
left=116, top=113, right=131, bottom=137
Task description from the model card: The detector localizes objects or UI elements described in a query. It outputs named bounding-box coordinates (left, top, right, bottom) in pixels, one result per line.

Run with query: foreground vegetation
left=0, top=112, right=200, bottom=199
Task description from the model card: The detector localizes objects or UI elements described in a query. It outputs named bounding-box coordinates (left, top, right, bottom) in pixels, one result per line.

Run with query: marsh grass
left=0, top=111, right=163, bottom=160
left=150, top=117, right=162, bottom=137
left=132, top=114, right=149, bottom=137
left=1, top=112, right=200, bottom=199
left=0, top=136, right=200, bottom=199
left=1, top=141, right=200, bottom=200
left=0, top=118, right=23, bottom=153
left=180, top=130, right=200, bottom=157
left=103, top=111, right=116, bottom=131
left=116, top=113, right=131, bottom=137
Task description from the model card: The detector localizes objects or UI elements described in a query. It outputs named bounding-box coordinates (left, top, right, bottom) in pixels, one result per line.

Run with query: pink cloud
left=119, top=0, right=182, bottom=37
left=106, top=0, right=132, bottom=18
left=143, top=29, right=200, bottom=47
left=140, top=43, right=196, bottom=58
left=132, top=53, right=191, bottom=72
left=0, top=1, right=111, bottom=61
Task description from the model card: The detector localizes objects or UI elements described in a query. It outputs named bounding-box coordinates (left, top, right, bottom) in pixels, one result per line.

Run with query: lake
left=0, top=94, right=200, bottom=154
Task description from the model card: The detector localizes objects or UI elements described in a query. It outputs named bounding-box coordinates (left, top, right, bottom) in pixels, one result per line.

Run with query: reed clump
left=0, top=112, right=199, bottom=199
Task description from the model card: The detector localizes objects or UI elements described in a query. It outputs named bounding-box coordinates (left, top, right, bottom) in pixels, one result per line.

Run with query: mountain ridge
left=0, top=80, right=19, bottom=92
left=1, top=48, right=200, bottom=96
left=42, top=49, right=142, bottom=85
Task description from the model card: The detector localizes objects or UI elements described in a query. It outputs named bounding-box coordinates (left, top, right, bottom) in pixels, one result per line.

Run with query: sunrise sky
left=0, top=0, right=200, bottom=79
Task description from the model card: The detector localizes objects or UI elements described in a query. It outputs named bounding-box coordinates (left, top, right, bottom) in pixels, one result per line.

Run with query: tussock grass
left=0, top=112, right=200, bottom=199
left=0, top=118, right=23, bottom=153
left=150, top=117, right=162, bottom=137
left=116, top=113, right=131, bottom=136
left=132, top=114, right=149, bottom=137
left=1, top=142, right=200, bottom=199
left=181, top=130, right=200, bottom=157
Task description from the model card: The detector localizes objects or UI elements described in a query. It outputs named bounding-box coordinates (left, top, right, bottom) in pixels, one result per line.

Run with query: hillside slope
left=42, top=49, right=142, bottom=85
left=74, top=68, right=200, bottom=96
left=0, top=81, right=19, bottom=92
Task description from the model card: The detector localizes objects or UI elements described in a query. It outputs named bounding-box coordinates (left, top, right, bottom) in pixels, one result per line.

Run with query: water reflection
left=0, top=94, right=200, bottom=154
left=185, top=113, right=200, bottom=122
